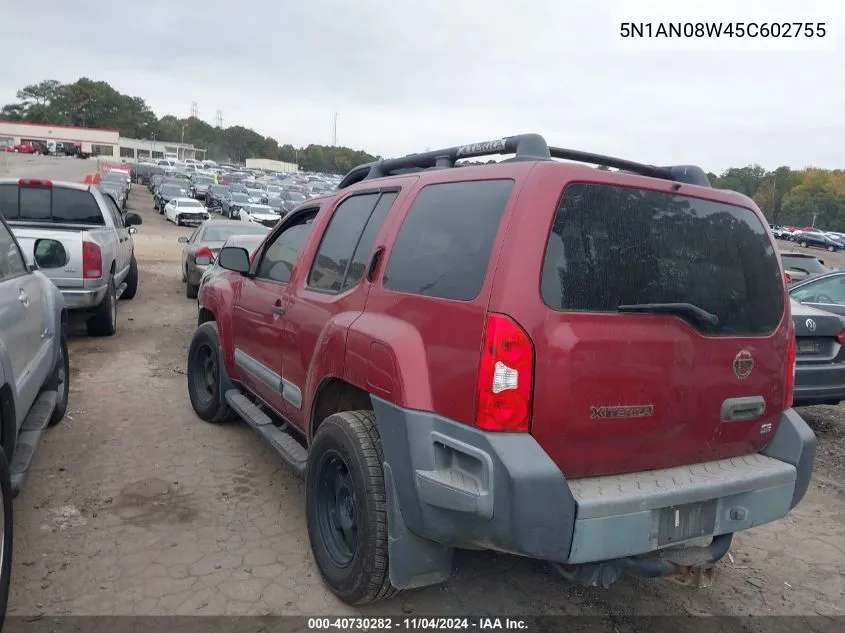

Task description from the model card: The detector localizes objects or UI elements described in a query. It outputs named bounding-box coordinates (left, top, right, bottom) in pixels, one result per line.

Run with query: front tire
left=186, top=280, right=198, bottom=299
left=306, top=411, right=397, bottom=605
left=120, top=255, right=139, bottom=300
left=86, top=276, right=117, bottom=337
left=828, top=245, right=835, bottom=252
left=0, top=449, right=13, bottom=629
left=47, top=329, right=70, bottom=426
left=800, top=241, right=808, bottom=248
left=187, top=322, right=233, bottom=422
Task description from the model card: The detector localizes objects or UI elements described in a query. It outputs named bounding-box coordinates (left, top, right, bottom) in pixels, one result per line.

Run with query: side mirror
left=128, top=227, right=138, bottom=235
left=124, top=212, right=143, bottom=226
left=196, top=256, right=212, bottom=266
left=33, top=238, right=69, bottom=269
left=217, top=246, right=250, bottom=274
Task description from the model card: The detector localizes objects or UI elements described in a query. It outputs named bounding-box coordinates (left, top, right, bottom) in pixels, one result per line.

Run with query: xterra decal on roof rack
left=338, top=132, right=712, bottom=190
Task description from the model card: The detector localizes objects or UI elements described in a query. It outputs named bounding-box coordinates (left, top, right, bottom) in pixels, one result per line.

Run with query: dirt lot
left=3, top=153, right=844, bottom=625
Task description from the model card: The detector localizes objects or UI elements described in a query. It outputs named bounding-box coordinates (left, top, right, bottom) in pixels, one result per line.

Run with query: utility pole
left=190, top=101, right=199, bottom=118
left=215, top=110, right=223, bottom=128
left=332, top=111, right=338, bottom=146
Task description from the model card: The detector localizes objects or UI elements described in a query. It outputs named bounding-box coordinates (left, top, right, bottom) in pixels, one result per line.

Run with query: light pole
left=180, top=125, right=185, bottom=160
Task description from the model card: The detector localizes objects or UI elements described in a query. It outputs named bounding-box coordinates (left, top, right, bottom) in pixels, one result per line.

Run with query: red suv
left=188, top=134, right=816, bottom=604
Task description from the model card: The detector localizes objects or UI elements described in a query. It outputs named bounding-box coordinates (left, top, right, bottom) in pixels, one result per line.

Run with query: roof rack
left=337, top=133, right=711, bottom=189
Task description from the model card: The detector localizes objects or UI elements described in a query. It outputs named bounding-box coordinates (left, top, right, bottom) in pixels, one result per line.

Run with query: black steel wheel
left=306, top=410, right=397, bottom=605
left=186, top=322, right=232, bottom=422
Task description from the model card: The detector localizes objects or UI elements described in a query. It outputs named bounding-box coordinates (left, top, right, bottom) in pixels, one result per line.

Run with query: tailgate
left=12, top=225, right=85, bottom=288
left=502, top=180, right=789, bottom=479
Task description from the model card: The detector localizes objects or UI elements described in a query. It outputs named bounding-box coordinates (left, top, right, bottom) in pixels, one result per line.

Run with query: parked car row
left=773, top=225, right=845, bottom=252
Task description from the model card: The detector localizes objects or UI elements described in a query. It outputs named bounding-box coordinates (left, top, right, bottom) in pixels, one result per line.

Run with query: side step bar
left=10, top=389, right=58, bottom=496
left=224, top=389, right=308, bottom=477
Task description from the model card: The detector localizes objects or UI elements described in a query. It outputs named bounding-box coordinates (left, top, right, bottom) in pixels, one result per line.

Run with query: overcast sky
left=2, top=0, right=843, bottom=172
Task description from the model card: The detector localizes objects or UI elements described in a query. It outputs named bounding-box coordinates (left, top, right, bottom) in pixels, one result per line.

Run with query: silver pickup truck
left=0, top=178, right=142, bottom=336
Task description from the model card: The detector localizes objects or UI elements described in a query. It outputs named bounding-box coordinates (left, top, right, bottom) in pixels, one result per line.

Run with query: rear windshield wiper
left=617, top=302, right=720, bottom=327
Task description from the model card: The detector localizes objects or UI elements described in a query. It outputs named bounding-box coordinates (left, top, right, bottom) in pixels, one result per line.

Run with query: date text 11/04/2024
left=620, top=22, right=827, bottom=38
left=308, top=618, right=529, bottom=630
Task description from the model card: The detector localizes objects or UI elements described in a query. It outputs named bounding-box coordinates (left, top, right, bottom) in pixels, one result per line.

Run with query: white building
left=246, top=158, right=298, bottom=173
left=0, top=120, right=119, bottom=155
left=118, top=137, right=206, bottom=162
left=0, top=121, right=206, bottom=161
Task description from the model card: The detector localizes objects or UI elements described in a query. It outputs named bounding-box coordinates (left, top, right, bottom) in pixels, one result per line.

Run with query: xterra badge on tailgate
left=590, top=405, right=654, bottom=419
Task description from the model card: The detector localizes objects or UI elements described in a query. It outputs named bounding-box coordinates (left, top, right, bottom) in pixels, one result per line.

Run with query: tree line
left=0, top=78, right=379, bottom=173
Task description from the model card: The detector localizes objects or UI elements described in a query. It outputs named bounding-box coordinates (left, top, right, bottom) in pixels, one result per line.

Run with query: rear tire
left=86, top=276, right=117, bottom=337
left=47, top=330, right=70, bottom=426
left=306, top=410, right=397, bottom=605
left=0, top=449, right=13, bottom=629
left=187, top=322, right=233, bottom=422
left=828, top=245, right=835, bottom=252
left=186, top=280, right=198, bottom=299
left=120, top=255, right=139, bottom=300
left=800, top=241, right=808, bottom=248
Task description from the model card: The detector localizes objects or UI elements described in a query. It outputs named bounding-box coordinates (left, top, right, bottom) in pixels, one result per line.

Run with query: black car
left=154, top=183, right=189, bottom=212
left=205, top=184, right=230, bottom=210
left=790, top=298, right=845, bottom=406
left=221, top=191, right=253, bottom=218
left=792, top=231, right=844, bottom=252
left=189, top=175, right=215, bottom=200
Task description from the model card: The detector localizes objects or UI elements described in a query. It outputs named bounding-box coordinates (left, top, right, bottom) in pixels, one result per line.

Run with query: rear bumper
left=794, top=361, right=845, bottom=405
left=60, top=286, right=107, bottom=310
left=177, top=213, right=209, bottom=226
left=372, top=398, right=815, bottom=585
left=187, top=264, right=210, bottom=286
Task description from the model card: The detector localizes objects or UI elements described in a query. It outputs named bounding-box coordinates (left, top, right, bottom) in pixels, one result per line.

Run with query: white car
left=164, top=197, right=210, bottom=227
left=237, top=203, right=281, bottom=228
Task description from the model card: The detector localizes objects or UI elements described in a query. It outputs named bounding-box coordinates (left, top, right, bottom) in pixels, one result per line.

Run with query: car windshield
left=782, top=254, right=829, bottom=274
left=231, top=193, right=250, bottom=202
left=212, top=186, right=228, bottom=194
left=247, top=205, right=274, bottom=213
left=161, top=184, right=185, bottom=196
left=180, top=199, right=204, bottom=208
left=203, top=224, right=270, bottom=241
left=102, top=171, right=127, bottom=181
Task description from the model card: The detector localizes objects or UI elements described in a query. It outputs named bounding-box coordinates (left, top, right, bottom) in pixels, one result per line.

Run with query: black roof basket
left=337, top=133, right=711, bottom=189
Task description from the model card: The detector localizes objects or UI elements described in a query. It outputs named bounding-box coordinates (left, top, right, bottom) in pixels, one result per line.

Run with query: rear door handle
left=18, top=289, right=30, bottom=308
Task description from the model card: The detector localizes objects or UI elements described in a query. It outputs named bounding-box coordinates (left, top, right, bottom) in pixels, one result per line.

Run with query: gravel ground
left=2, top=153, right=844, bottom=627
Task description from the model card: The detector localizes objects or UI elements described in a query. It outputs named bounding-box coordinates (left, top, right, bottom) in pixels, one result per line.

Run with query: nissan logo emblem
left=806, top=318, right=817, bottom=332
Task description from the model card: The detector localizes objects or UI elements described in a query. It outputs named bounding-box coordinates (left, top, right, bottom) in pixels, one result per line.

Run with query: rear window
left=383, top=180, right=513, bottom=301
left=0, top=184, right=105, bottom=224
left=781, top=254, right=828, bottom=275
left=540, top=183, right=784, bottom=335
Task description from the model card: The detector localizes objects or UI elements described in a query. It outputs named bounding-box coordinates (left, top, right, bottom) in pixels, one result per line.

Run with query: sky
left=1, top=0, right=843, bottom=172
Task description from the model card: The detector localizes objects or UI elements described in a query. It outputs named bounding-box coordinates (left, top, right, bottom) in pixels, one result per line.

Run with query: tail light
left=837, top=327, right=845, bottom=346
left=195, top=246, right=214, bottom=261
left=784, top=271, right=792, bottom=284
left=82, top=241, right=102, bottom=279
left=476, top=313, right=534, bottom=432
left=784, top=327, right=796, bottom=409
left=18, top=178, right=52, bottom=187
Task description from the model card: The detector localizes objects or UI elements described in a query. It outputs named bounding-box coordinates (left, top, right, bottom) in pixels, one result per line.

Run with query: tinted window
left=256, top=212, right=317, bottom=284
left=781, top=254, right=827, bottom=275
left=0, top=221, right=27, bottom=278
left=540, top=183, right=784, bottom=335
left=102, top=195, right=124, bottom=227
left=0, top=185, right=104, bottom=224
left=383, top=180, right=513, bottom=301
left=343, top=192, right=398, bottom=290
left=160, top=185, right=185, bottom=196
left=308, top=193, right=379, bottom=292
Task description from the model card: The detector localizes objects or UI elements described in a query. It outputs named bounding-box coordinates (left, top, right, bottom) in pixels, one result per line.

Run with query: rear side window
left=540, top=183, right=784, bottom=335
left=0, top=184, right=105, bottom=224
left=383, top=180, right=513, bottom=301
left=308, top=191, right=397, bottom=293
